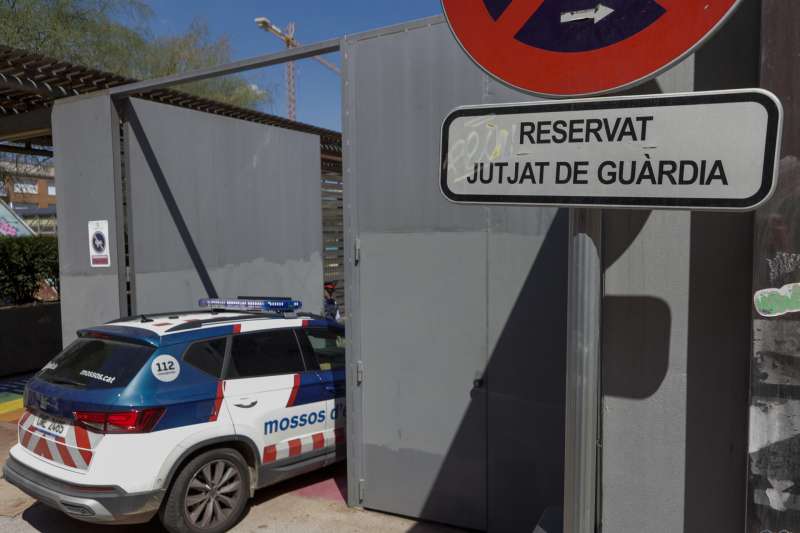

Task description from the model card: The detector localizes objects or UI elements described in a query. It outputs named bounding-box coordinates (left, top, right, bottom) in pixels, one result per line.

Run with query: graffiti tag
left=755, top=283, right=800, bottom=317
left=0, top=218, right=18, bottom=237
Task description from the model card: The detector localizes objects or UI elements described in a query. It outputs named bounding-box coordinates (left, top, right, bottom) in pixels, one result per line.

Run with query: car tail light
left=73, top=411, right=106, bottom=432
left=74, top=408, right=164, bottom=434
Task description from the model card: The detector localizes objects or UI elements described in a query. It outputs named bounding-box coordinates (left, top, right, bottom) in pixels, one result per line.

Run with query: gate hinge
left=356, top=360, right=364, bottom=385
left=354, top=237, right=361, bottom=266
left=359, top=478, right=366, bottom=502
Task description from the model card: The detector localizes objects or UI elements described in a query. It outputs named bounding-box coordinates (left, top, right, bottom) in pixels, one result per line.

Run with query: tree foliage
left=0, top=235, right=59, bottom=305
left=0, top=0, right=269, bottom=109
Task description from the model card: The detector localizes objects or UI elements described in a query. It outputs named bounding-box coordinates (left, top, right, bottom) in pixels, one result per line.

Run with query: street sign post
left=441, top=89, right=782, bottom=211
left=441, top=0, right=742, bottom=96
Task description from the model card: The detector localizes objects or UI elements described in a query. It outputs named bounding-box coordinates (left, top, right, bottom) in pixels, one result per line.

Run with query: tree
left=0, top=0, right=270, bottom=109
left=142, top=20, right=269, bottom=109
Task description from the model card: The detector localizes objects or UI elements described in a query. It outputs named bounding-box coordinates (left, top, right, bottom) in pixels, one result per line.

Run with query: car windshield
left=37, top=338, right=154, bottom=389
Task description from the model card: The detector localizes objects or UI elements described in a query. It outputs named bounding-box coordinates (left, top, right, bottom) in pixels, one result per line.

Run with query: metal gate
left=343, top=19, right=568, bottom=531
left=53, top=93, right=326, bottom=338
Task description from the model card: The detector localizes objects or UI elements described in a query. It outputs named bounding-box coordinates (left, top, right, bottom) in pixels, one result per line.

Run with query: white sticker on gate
left=151, top=355, right=180, bottom=382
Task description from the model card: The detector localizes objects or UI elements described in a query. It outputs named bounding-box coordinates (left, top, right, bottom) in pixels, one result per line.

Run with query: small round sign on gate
left=441, top=0, right=743, bottom=97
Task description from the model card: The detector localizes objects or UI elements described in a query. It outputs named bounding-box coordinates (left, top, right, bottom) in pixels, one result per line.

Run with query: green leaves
left=0, top=0, right=270, bottom=109
left=0, top=235, right=59, bottom=305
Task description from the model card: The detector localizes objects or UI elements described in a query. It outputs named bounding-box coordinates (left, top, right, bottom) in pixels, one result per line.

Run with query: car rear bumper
left=3, top=455, right=164, bottom=524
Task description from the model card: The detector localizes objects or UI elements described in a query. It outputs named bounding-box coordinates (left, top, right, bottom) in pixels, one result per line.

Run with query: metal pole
left=108, top=38, right=341, bottom=98
left=564, top=208, right=602, bottom=533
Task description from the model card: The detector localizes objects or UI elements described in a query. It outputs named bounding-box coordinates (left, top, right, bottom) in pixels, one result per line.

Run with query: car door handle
left=234, top=400, right=257, bottom=408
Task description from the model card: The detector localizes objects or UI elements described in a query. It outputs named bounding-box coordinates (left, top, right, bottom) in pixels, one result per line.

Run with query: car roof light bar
left=198, top=298, right=302, bottom=313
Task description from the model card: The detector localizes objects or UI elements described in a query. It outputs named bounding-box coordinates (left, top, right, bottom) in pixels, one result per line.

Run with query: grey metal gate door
left=343, top=19, right=490, bottom=529
left=344, top=18, right=569, bottom=532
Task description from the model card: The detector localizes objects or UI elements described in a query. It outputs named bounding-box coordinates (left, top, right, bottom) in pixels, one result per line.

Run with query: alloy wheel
left=183, top=459, right=243, bottom=529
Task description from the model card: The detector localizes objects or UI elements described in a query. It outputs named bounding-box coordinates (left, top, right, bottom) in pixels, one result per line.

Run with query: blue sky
left=146, top=1, right=444, bottom=131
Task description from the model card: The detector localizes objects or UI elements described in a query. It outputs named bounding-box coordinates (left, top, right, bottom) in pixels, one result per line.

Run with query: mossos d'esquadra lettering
left=264, top=404, right=345, bottom=435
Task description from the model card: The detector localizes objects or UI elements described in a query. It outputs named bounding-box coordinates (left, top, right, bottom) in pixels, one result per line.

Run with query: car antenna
left=140, top=314, right=153, bottom=323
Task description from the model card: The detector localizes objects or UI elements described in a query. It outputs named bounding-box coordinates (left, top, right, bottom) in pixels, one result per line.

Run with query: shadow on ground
left=18, top=463, right=349, bottom=533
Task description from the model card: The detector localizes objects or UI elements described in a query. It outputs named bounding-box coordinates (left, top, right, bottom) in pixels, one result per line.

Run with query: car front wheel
left=160, top=448, right=249, bottom=533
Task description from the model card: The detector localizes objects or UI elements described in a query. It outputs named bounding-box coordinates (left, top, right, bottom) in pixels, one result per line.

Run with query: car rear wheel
left=160, top=448, right=249, bottom=533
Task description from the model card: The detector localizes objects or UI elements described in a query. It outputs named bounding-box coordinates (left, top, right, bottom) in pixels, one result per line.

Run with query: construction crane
left=254, top=17, right=340, bottom=121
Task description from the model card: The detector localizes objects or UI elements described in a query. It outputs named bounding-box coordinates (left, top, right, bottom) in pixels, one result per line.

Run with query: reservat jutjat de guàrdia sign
left=440, top=90, right=783, bottom=210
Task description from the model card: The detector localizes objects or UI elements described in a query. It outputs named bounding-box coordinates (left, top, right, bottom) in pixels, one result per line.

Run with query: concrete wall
left=749, top=1, right=800, bottom=530
left=124, top=98, right=323, bottom=315
left=344, top=19, right=568, bottom=532
left=52, top=94, right=123, bottom=342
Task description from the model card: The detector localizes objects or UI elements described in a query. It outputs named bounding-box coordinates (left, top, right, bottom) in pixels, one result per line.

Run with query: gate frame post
left=564, top=208, right=603, bottom=533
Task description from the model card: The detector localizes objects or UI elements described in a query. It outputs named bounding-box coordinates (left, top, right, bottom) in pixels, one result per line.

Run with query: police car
left=3, top=297, right=346, bottom=533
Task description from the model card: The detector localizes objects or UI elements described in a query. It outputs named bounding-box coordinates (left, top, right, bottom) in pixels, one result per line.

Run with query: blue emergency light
left=198, top=298, right=302, bottom=313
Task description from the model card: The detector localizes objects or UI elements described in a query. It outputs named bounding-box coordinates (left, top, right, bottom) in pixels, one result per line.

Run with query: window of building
left=228, top=329, right=305, bottom=379
left=13, top=178, right=38, bottom=195
left=183, top=337, right=227, bottom=378
left=0, top=181, right=6, bottom=196
left=47, top=184, right=56, bottom=196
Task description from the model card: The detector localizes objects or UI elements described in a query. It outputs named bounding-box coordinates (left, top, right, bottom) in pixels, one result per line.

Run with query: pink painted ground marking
left=294, top=472, right=347, bottom=503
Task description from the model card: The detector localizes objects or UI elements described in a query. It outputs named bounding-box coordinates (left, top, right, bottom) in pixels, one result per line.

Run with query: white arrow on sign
left=560, top=3, right=615, bottom=24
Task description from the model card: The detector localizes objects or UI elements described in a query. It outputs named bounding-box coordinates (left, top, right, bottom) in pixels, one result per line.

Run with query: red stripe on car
left=55, top=437, right=77, bottom=468
left=334, top=428, right=345, bottom=445
left=233, top=324, right=241, bottom=334
left=285, top=374, right=301, bottom=407
left=209, top=381, right=225, bottom=422
left=312, top=433, right=325, bottom=450
left=20, top=427, right=32, bottom=447
left=33, top=437, right=52, bottom=460
left=263, top=445, right=277, bottom=463
left=73, top=426, right=94, bottom=464
left=288, top=439, right=302, bottom=457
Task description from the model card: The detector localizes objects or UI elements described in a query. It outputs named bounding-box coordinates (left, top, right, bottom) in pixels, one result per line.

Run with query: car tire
left=160, top=448, right=250, bottom=533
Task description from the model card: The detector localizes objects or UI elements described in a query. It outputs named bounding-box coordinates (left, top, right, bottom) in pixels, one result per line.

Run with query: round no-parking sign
left=441, top=0, right=742, bottom=96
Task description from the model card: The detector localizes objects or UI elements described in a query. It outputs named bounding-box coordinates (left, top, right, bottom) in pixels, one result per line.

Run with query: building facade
left=0, top=158, right=56, bottom=234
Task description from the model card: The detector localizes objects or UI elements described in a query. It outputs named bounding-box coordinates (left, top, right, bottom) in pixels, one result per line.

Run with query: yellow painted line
left=0, top=411, right=22, bottom=423
left=0, top=398, right=23, bottom=415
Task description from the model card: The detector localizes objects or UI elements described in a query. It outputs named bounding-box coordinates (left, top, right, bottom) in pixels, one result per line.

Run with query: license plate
left=33, top=415, right=68, bottom=438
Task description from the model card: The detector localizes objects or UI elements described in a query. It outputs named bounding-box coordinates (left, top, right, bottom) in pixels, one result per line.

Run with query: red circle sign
left=442, top=0, right=741, bottom=96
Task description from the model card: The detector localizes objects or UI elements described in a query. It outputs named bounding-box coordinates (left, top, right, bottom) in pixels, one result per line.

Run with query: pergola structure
left=0, top=45, right=344, bottom=304
left=0, top=45, right=341, bottom=163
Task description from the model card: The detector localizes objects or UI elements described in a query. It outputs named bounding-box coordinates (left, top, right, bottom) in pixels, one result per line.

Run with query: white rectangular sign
left=440, top=89, right=782, bottom=210
left=88, top=219, right=111, bottom=268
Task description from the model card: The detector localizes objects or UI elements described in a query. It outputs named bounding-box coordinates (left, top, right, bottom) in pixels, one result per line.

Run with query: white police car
left=3, top=297, right=345, bottom=533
